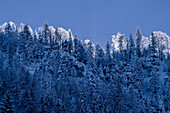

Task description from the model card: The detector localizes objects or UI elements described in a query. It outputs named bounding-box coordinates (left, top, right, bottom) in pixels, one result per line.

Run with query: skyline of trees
left=0, top=21, right=169, bottom=113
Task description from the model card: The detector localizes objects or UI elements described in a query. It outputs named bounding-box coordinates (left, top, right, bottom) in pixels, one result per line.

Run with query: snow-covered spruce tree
left=104, top=86, right=114, bottom=112
left=0, top=91, right=13, bottom=113
left=38, top=97, right=48, bottom=113
left=131, top=52, right=145, bottom=112
left=147, top=33, right=161, bottom=112
left=143, top=97, right=151, bottom=112
left=49, top=28, right=53, bottom=49
left=113, top=73, right=125, bottom=113
left=0, top=21, right=170, bottom=112
left=146, top=32, right=160, bottom=77
left=55, top=28, right=62, bottom=49
left=105, top=66, right=111, bottom=81
left=129, top=33, right=135, bottom=60
left=124, top=36, right=130, bottom=62
left=79, top=87, right=88, bottom=112
left=6, top=41, right=14, bottom=83
left=122, top=63, right=138, bottom=112
left=18, top=24, right=34, bottom=64
left=5, top=23, right=13, bottom=38
left=76, top=40, right=87, bottom=64
left=95, top=43, right=100, bottom=66
left=158, top=86, right=164, bottom=112
left=95, top=44, right=100, bottom=58
left=24, top=24, right=34, bottom=63
left=118, top=35, right=124, bottom=53
left=95, top=44, right=105, bottom=67
left=3, top=23, right=18, bottom=85
left=131, top=50, right=144, bottom=90
left=23, top=24, right=32, bottom=41
left=18, top=80, right=33, bottom=113
left=86, top=40, right=95, bottom=58
left=32, top=31, right=40, bottom=62
left=122, top=64, right=133, bottom=90
left=85, top=40, right=97, bottom=74
left=0, top=80, right=7, bottom=99
left=116, top=35, right=125, bottom=75
left=135, top=26, right=142, bottom=57
left=105, top=41, right=112, bottom=67
left=35, top=32, right=45, bottom=62
left=73, top=34, right=79, bottom=58
left=0, top=51, right=3, bottom=80
left=152, top=31, right=169, bottom=61
left=68, top=29, right=73, bottom=54
left=85, top=71, right=99, bottom=113
left=164, top=58, right=170, bottom=112
left=42, top=21, right=49, bottom=46
left=0, top=32, right=6, bottom=54
left=62, top=40, right=69, bottom=52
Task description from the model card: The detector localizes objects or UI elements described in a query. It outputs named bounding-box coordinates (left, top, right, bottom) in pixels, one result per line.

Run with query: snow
left=18, top=23, right=25, bottom=33
left=18, top=23, right=33, bottom=35
left=141, top=36, right=149, bottom=50
left=84, top=39, right=91, bottom=45
left=49, top=26, right=55, bottom=36
left=0, top=22, right=7, bottom=33
left=36, top=26, right=73, bottom=41
left=0, top=21, right=169, bottom=113
left=34, top=29, right=38, bottom=36
left=9, top=21, right=16, bottom=31
left=68, top=28, right=74, bottom=40
left=152, top=31, right=170, bottom=52
left=57, top=27, right=72, bottom=41
left=84, top=39, right=95, bottom=48
left=112, top=32, right=125, bottom=51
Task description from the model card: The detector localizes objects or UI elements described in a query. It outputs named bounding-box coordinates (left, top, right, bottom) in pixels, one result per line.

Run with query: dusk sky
left=0, top=0, right=170, bottom=47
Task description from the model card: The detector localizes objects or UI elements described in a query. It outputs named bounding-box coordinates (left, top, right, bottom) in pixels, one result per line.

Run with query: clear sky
left=0, top=0, right=170, bottom=47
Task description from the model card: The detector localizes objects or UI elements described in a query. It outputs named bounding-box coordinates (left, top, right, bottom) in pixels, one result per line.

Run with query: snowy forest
left=0, top=21, right=169, bottom=113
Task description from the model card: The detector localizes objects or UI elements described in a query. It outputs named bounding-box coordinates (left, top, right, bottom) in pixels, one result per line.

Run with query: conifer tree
left=135, top=27, right=142, bottom=57
left=164, top=59, right=170, bottom=112
left=105, top=41, right=111, bottom=66
left=95, top=44, right=105, bottom=67
left=118, top=36, right=124, bottom=52
left=0, top=91, right=13, bottom=113
left=68, top=29, right=73, bottom=54
left=43, top=21, right=49, bottom=45
left=146, top=33, right=160, bottom=77
left=73, top=34, right=79, bottom=58
left=55, top=28, right=62, bottom=49
left=5, top=23, right=13, bottom=38
left=77, top=40, right=87, bottom=64
left=129, top=33, right=135, bottom=59
left=62, top=40, right=69, bottom=52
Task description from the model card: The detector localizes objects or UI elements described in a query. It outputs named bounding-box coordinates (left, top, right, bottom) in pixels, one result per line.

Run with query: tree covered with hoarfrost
left=0, top=21, right=169, bottom=113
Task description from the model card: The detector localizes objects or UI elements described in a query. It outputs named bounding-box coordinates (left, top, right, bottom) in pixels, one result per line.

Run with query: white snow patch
left=112, top=32, right=125, bottom=51
left=18, top=23, right=33, bottom=35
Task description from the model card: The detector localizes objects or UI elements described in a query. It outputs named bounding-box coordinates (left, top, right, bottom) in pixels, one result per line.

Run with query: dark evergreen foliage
left=0, top=22, right=169, bottom=113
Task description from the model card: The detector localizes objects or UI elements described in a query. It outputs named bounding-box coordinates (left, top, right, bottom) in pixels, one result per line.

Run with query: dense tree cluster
left=0, top=21, right=169, bottom=113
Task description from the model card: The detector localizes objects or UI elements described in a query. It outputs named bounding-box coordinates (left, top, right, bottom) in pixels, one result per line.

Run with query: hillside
left=0, top=21, right=169, bottom=113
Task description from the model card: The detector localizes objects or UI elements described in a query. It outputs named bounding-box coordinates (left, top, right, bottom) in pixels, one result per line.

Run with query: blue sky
left=0, top=0, right=170, bottom=47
